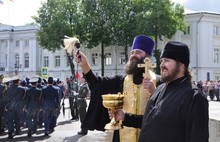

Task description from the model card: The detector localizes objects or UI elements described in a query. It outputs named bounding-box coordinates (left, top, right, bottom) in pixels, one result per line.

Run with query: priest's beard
left=125, top=57, right=145, bottom=76
left=161, top=63, right=180, bottom=82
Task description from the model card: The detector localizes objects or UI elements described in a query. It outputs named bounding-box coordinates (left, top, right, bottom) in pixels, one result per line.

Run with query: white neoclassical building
left=0, top=11, right=220, bottom=82
left=0, top=23, right=127, bottom=81
left=175, top=11, right=220, bottom=81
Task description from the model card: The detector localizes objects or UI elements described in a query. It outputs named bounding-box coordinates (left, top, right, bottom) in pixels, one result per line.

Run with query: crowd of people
left=193, top=79, right=220, bottom=101
left=0, top=74, right=89, bottom=139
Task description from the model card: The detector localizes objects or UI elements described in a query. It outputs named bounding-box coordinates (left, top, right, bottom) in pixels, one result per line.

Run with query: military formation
left=0, top=74, right=69, bottom=139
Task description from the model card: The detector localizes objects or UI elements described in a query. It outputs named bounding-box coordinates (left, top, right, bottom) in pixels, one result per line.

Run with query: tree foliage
left=80, top=0, right=135, bottom=76
left=33, top=0, right=80, bottom=51
left=133, top=0, right=186, bottom=45
left=133, top=0, right=187, bottom=73
left=110, top=0, right=138, bottom=62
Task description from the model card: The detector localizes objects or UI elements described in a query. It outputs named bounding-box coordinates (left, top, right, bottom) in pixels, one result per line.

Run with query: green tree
left=33, top=0, right=80, bottom=51
left=80, top=0, right=122, bottom=76
left=135, top=0, right=187, bottom=73
left=111, top=0, right=138, bottom=62
left=33, top=0, right=81, bottom=79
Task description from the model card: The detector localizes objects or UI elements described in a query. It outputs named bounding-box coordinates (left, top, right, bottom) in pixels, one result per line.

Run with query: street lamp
left=14, top=63, right=22, bottom=75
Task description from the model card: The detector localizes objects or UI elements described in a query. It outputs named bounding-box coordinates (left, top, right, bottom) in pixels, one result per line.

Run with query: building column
left=19, top=39, right=24, bottom=72
left=32, top=39, right=37, bottom=70
left=6, top=39, right=10, bottom=72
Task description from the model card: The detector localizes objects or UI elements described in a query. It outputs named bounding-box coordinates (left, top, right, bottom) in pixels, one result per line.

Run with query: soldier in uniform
left=52, top=78, right=62, bottom=129
left=0, top=74, right=7, bottom=134
left=25, top=77, right=32, bottom=89
left=5, top=76, right=26, bottom=139
left=20, top=79, right=28, bottom=128
left=42, top=77, right=59, bottom=136
left=68, top=77, right=79, bottom=120
left=0, top=76, right=11, bottom=133
left=75, top=35, right=160, bottom=142
left=25, top=77, right=42, bottom=137
left=37, top=77, right=45, bottom=128
left=77, top=77, right=89, bottom=135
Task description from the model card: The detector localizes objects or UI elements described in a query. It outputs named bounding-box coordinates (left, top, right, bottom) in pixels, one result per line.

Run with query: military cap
left=29, top=77, right=39, bottom=83
left=3, top=77, right=11, bottom=83
left=11, top=76, right=20, bottom=81
left=53, top=78, right=58, bottom=82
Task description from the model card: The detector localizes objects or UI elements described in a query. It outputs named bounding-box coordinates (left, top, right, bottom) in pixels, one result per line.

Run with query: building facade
left=175, top=12, right=220, bottom=81
left=0, top=24, right=42, bottom=78
left=0, top=11, right=220, bottom=82
left=0, top=24, right=128, bottom=81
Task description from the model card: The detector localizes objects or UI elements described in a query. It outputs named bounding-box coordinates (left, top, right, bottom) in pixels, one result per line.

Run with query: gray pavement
left=209, top=100, right=220, bottom=121
left=0, top=98, right=220, bottom=142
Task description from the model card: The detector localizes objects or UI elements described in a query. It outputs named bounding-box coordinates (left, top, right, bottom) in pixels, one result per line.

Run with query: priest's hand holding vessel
left=102, top=93, right=125, bottom=130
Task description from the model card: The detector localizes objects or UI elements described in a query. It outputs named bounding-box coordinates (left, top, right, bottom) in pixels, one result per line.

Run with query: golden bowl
left=103, top=100, right=124, bottom=108
left=102, top=94, right=124, bottom=101
left=102, top=93, right=124, bottom=109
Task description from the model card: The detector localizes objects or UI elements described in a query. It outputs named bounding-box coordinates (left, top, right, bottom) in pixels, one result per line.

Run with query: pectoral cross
left=138, top=57, right=156, bottom=78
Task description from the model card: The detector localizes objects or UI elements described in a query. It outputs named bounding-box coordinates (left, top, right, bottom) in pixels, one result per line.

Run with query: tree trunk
left=154, top=28, right=161, bottom=74
left=101, top=43, right=105, bottom=76
left=124, top=45, right=128, bottom=63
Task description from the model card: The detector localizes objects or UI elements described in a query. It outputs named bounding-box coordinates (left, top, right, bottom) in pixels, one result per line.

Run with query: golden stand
left=102, top=93, right=125, bottom=130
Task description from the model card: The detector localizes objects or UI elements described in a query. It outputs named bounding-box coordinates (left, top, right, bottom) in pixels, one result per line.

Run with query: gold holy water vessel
left=102, top=93, right=125, bottom=130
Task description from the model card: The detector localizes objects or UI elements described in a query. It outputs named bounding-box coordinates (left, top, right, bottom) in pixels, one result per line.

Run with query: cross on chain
left=137, top=57, right=156, bottom=78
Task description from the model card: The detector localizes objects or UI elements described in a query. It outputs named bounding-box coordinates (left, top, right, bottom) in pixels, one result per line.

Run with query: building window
left=24, top=40, right=29, bottom=47
left=1, top=40, right=7, bottom=47
left=16, top=40, right=20, bottom=47
left=214, top=49, right=220, bottom=63
left=214, top=26, right=219, bottom=35
left=55, top=55, right=60, bottom=67
left=15, top=54, right=19, bottom=66
left=24, top=53, right=29, bottom=68
left=105, top=53, right=112, bottom=65
left=92, top=53, right=98, bottom=65
left=44, top=56, right=49, bottom=67
left=119, top=52, right=126, bottom=65
left=184, top=26, right=191, bottom=35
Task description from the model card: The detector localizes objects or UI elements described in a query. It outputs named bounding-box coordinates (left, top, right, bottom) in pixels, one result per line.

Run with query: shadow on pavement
left=57, top=119, right=74, bottom=126
left=62, top=134, right=85, bottom=142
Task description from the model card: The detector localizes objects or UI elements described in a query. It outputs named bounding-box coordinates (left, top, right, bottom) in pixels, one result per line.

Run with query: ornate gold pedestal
left=102, top=93, right=125, bottom=130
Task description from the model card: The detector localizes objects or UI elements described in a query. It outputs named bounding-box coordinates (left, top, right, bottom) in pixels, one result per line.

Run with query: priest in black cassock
left=110, top=41, right=209, bottom=142
left=75, top=35, right=161, bottom=142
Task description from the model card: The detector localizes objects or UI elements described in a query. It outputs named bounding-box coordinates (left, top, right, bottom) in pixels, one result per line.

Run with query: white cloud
left=184, top=0, right=220, bottom=13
